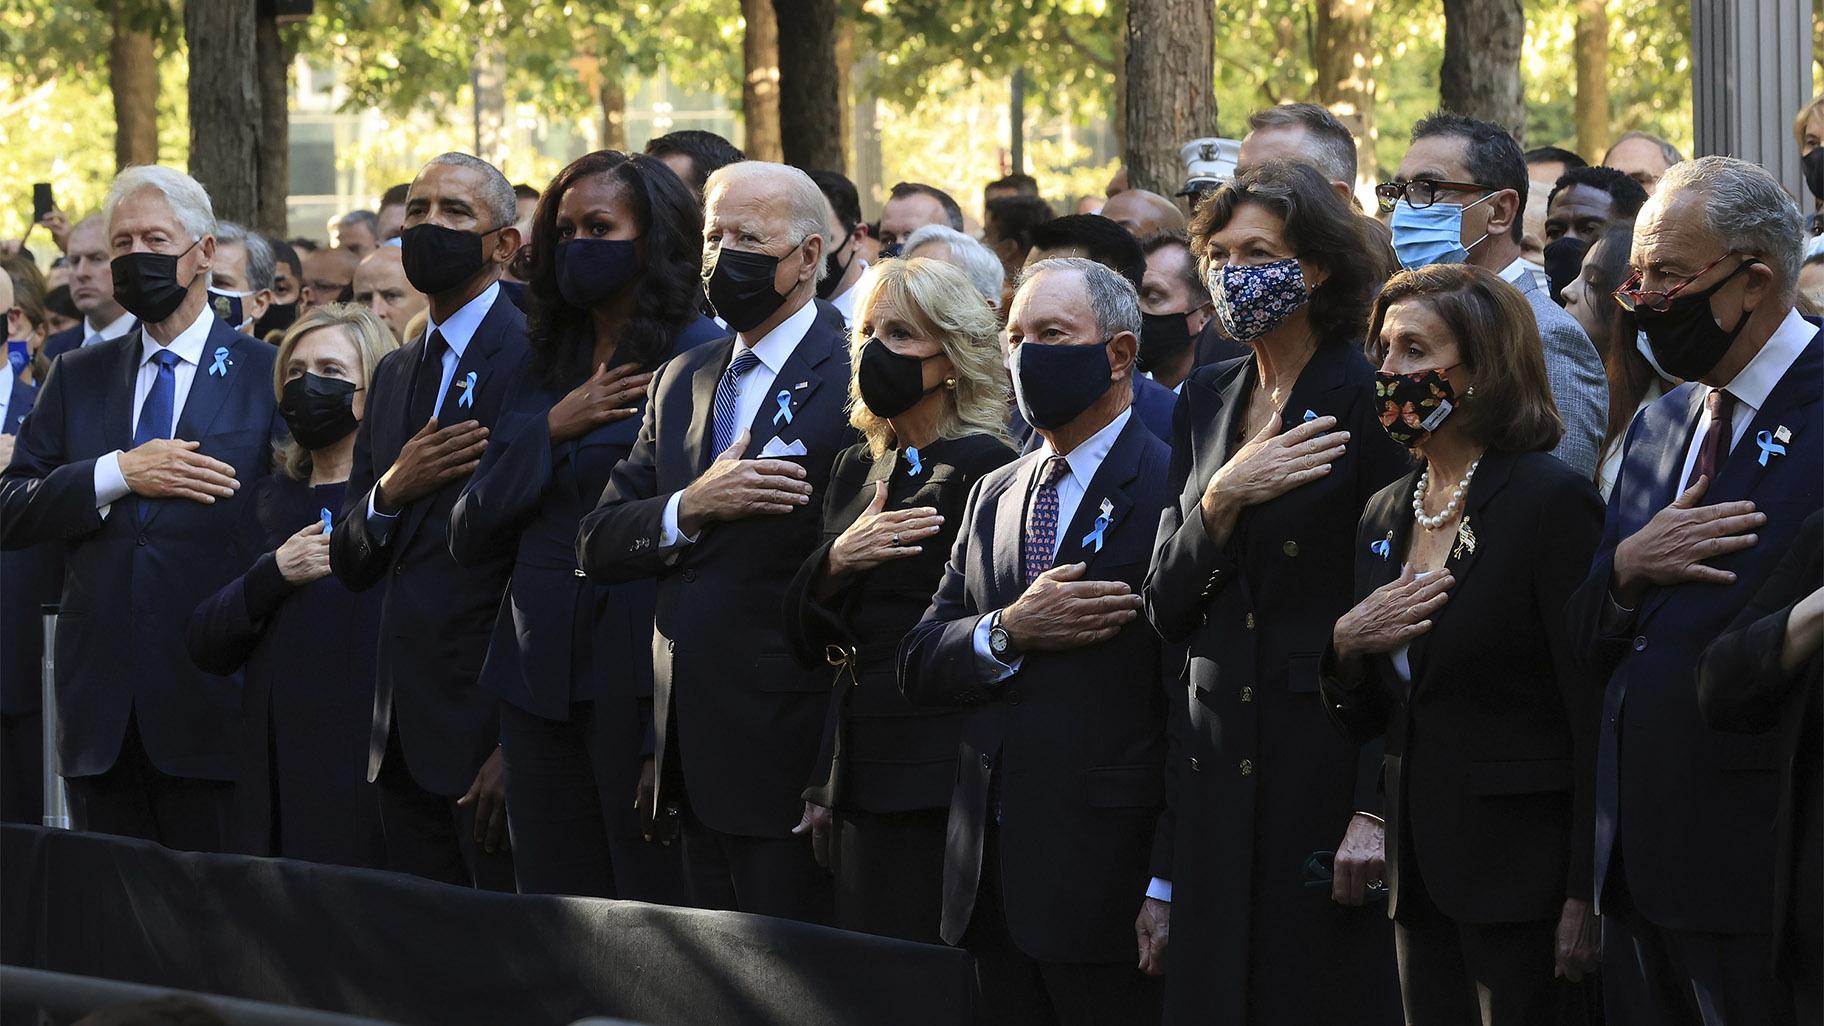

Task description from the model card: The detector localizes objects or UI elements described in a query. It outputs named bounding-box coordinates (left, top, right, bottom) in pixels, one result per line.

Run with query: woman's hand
left=825, top=480, right=942, bottom=580
left=1200, top=412, right=1349, bottom=540
left=1554, top=898, right=1600, bottom=981
left=274, top=520, right=332, bottom=585
left=1332, top=565, right=1456, bottom=663
left=547, top=362, right=653, bottom=444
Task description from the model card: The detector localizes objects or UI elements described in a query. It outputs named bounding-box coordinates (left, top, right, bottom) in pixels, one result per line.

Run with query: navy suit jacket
left=898, top=411, right=1171, bottom=963
left=0, top=374, right=54, bottom=717
left=41, top=327, right=83, bottom=364
left=329, top=290, right=530, bottom=796
left=1566, top=321, right=1823, bottom=933
left=0, top=319, right=279, bottom=779
left=577, top=299, right=862, bottom=838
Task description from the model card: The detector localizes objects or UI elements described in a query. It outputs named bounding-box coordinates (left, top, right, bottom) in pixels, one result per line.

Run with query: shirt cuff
left=94, top=450, right=129, bottom=517
left=1146, top=877, right=1173, bottom=902
left=366, top=488, right=400, bottom=545
left=971, top=612, right=1022, bottom=683
left=660, top=491, right=699, bottom=548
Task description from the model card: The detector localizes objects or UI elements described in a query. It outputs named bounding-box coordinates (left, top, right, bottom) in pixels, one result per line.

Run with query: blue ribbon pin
left=905, top=446, right=923, bottom=476
left=319, top=507, right=334, bottom=533
left=1370, top=537, right=1391, bottom=560
left=457, top=371, right=477, bottom=409
left=773, top=389, right=793, bottom=426
left=208, top=347, right=230, bottom=376
left=1080, top=498, right=1114, bottom=552
left=1302, top=409, right=1319, bottom=423
left=1755, top=429, right=1787, bottom=467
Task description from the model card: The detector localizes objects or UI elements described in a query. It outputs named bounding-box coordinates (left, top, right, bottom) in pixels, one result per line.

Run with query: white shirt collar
left=736, top=297, right=818, bottom=375
left=1722, top=307, right=1813, bottom=413
left=1497, top=256, right=1534, bottom=284
left=88, top=309, right=136, bottom=344
left=423, top=280, right=501, bottom=359
left=1038, top=405, right=1134, bottom=487
left=828, top=261, right=868, bottom=323
left=139, top=306, right=215, bottom=367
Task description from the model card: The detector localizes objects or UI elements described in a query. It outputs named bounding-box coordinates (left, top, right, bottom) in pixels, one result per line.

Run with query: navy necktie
left=133, top=349, right=182, bottom=448
left=712, top=348, right=762, bottom=455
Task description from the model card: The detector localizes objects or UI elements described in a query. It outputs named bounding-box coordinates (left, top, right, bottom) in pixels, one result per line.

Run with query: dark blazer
left=1322, top=450, right=1605, bottom=925
left=897, top=411, right=1171, bottom=964
left=1, top=375, right=55, bottom=718
left=1566, top=322, right=1822, bottom=933
left=784, top=434, right=1015, bottom=813
left=329, top=290, right=530, bottom=796
left=1697, top=510, right=1822, bottom=988
left=0, top=320, right=279, bottom=780
left=577, top=299, right=862, bottom=838
left=1142, top=340, right=1408, bottom=1025
left=41, top=326, right=83, bottom=364
left=5, top=374, right=33, bottom=434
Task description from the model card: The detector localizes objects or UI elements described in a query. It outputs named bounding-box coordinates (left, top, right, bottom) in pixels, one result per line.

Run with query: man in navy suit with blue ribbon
left=1567, top=156, right=1822, bottom=1026
left=0, top=166, right=279, bottom=850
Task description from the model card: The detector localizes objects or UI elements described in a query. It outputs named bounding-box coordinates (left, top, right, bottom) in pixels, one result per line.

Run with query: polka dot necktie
left=1022, top=455, right=1069, bottom=586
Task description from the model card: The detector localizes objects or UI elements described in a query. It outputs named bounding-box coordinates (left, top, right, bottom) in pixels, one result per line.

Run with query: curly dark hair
left=1189, top=160, right=1382, bottom=344
left=521, top=151, right=705, bottom=391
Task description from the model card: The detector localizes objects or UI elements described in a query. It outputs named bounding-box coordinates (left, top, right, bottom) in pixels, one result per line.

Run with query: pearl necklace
left=1412, top=458, right=1480, bottom=531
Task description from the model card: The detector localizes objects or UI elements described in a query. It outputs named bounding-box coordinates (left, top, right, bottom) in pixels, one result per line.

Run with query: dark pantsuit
left=65, top=715, right=231, bottom=852
left=831, top=808, right=947, bottom=944
left=499, top=699, right=685, bottom=903
left=677, top=793, right=831, bottom=923
left=1602, top=869, right=1793, bottom=1026
left=962, top=825, right=1161, bottom=1026
left=374, top=726, right=515, bottom=892
left=1, top=711, right=43, bottom=824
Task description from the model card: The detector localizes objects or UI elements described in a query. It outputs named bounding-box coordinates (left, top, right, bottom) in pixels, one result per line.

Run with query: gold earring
left=945, top=377, right=957, bottom=389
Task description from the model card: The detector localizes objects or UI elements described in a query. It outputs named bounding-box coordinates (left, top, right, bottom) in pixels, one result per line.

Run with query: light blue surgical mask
left=1389, top=193, right=1497, bottom=271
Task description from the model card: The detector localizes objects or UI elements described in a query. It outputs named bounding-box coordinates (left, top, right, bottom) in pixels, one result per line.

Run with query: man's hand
left=1332, top=813, right=1385, bottom=906
left=274, top=520, right=332, bottom=585
left=1135, top=897, right=1170, bottom=976
left=456, top=747, right=509, bottom=854
left=1612, top=476, right=1763, bottom=605
left=547, top=362, right=652, bottom=444
left=791, top=801, right=833, bottom=867
left=1554, top=898, right=1600, bottom=982
left=39, top=210, right=71, bottom=253
left=999, top=562, right=1143, bottom=653
left=118, top=438, right=239, bottom=504
left=826, top=480, right=942, bottom=579
left=675, top=430, right=811, bottom=536
left=374, top=418, right=488, bottom=513
left=1200, top=412, right=1348, bottom=540
left=0, top=433, right=15, bottom=468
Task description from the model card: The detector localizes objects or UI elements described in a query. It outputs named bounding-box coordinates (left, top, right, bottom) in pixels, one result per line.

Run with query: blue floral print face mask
left=1209, top=257, right=1309, bottom=343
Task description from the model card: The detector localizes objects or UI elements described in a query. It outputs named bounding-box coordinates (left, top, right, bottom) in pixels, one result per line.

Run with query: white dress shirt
left=1675, top=306, right=1811, bottom=494
left=828, top=261, right=868, bottom=325
left=91, top=307, right=217, bottom=516
left=659, top=297, right=820, bottom=547
left=0, top=359, right=13, bottom=432
left=84, top=310, right=137, bottom=347
left=365, top=280, right=502, bottom=540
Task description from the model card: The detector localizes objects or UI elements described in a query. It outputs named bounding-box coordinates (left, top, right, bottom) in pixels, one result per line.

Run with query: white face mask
left=1635, top=328, right=1674, bottom=383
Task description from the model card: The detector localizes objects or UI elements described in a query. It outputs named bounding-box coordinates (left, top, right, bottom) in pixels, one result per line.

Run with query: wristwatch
left=988, top=610, right=1014, bottom=661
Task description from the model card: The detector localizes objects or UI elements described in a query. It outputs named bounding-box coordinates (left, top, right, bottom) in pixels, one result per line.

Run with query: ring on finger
left=891, top=532, right=901, bottom=546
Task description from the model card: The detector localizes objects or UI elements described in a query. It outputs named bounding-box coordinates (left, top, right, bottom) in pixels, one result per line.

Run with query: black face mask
left=1804, top=148, right=1824, bottom=203
left=556, top=238, right=641, bottom=308
left=1011, top=338, right=1114, bottom=431
left=1543, top=236, right=1589, bottom=306
left=112, top=238, right=202, bottom=323
left=1635, top=258, right=1758, bottom=381
left=857, top=337, right=941, bottom=418
left=1137, top=311, right=1194, bottom=373
left=279, top=372, right=360, bottom=451
left=817, top=239, right=855, bottom=300
left=255, top=300, right=297, bottom=338
left=704, top=243, right=798, bottom=333
left=400, top=222, right=499, bottom=296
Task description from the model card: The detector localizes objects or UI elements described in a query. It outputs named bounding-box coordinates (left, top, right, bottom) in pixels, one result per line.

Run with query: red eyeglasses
left=1613, top=252, right=1755, bottom=313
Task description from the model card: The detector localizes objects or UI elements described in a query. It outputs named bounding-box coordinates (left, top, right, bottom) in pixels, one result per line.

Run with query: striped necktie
left=712, top=348, right=762, bottom=454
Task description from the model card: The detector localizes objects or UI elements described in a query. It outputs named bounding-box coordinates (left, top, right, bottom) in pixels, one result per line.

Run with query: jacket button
left=1007, top=688, right=1021, bottom=705
left=980, top=753, right=992, bottom=769
left=1244, top=612, right=1255, bottom=630
left=393, top=563, right=403, bottom=575
left=136, top=535, right=147, bottom=546
left=1239, top=686, right=1253, bottom=703
left=573, top=568, right=587, bottom=578
left=1189, top=756, right=1200, bottom=772
left=666, top=640, right=675, bottom=652
left=1282, top=541, right=1299, bottom=557
left=683, top=569, right=697, bottom=583
left=1632, top=636, right=1648, bottom=652
left=1199, top=613, right=1209, bottom=627
left=1239, top=758, right=1255, bottom=776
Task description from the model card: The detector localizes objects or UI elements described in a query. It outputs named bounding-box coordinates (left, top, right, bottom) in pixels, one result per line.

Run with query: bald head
left=352, top=247, right=428, bottom=340
left=1099, top=190, right=1186, bottom=238
left=302, top=246, right=360, bottom=310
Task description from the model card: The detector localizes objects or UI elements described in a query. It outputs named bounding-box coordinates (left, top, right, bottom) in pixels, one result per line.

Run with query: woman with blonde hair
left=187, top=304, right=398, bottom=866
left=783, top=256, right=1015, bottom=940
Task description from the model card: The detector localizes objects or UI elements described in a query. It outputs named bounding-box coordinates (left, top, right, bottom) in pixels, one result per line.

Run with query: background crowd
left=1, top=94, right=1821, bottom=1026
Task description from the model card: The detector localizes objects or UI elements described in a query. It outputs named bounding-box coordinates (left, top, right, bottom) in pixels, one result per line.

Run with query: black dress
left=784, top=432, right=1014, bottom=942
left=186, top=475, right=384, bottom=868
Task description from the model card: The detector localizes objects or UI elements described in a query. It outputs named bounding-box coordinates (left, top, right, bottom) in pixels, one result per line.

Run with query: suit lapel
left=1408, top=453, right=1515, bottom=675
left=1053, top=417, right=1144, bottom=572
left=1711, top=332, right=1821, bottom=503
left=685, top=339, right=734, bottom=471
left=741, top=326, right=832, bottom=459
left=108, top=331, right=141, bottom=454
left=990, top=456, right=1036, bottom=606
left=1183, top=359, right=1251, bottom=515
left=173, top=321, right=243, bottom=441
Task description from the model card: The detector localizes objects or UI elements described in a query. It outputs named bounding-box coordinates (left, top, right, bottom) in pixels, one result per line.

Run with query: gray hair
left=1017, top=256, right=1143, bottom=339
left=422, top=153, right=518, bottom=229
left=335, top=209, right=380, bottom=236
left=903, top=224, right=1006, bottom=307
left=1657, top=155, right=1804, bottom=298
left=704, top=160, right=834, bottom=283
left=104, top=165, right=216, bottom=243
left=1245, top=102, right=1359, bottom=185
left=1606, top=130, right=1684, bottom=167
left=214, top=221, right=276, bottom=292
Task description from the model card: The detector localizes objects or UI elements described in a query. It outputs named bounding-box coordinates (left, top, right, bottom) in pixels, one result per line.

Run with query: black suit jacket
left=330, top=290, right=530, bottom=796
left=898, top=411, right=1171, bottom=963
left=1, top=375, right=56, bottom=718
left=1322, top=450, right=1605, bottom=925
left=0, top=320, right=279, bottom=779
left=577, top=299, right=861, bottom=838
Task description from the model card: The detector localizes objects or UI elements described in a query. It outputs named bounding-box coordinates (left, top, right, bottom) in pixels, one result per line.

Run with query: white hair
left=1657, top=155, right=1804, bottom=298
left=104, top=165, right=216, bottom=243
left=903, top=225, right=1006, bottom=308
left=1017, top=257, right=1142, bottom=339
left=422, top=153, right=518, bottom=229
left=704, top=161, right=833, bottom=281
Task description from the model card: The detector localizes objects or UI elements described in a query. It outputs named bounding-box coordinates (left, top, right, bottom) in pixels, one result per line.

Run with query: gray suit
left=1512, top=269, right=1606, bottom=478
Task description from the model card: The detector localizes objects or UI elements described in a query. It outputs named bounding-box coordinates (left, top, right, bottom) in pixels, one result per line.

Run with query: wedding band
left=891, top=532, right=902, bottom=546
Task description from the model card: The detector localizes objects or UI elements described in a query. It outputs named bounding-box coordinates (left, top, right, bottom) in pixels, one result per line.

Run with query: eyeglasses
left=1612, top=252, right=1752, bottom=313
left=1374, top=179, right=1497, bottom=214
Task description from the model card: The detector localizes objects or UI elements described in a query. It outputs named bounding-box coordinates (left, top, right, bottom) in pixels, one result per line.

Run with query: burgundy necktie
left=1022, top=456, right=1069, bottom=586
left=1685, top=388, right=1737, bottom=492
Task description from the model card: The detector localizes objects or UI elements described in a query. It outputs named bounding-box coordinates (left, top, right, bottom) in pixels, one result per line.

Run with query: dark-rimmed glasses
left=1374, top=179, right=1496, bottom=214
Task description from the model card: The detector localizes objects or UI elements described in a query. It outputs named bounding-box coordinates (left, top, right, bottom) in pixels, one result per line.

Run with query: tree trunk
left=1573, top=0, right=1610, bottom=160
left=110, top=2, right=159, bottom=170
left=185, top=0, right=262, bottom=225
left=835, top=20, right=854, bottom=172
left=254, top=0, right=291, bottom=236
left=1313, top=0, right=1376, bottom=185
left=741, top=0, right=783, bottom=162
left=851, top=55, right=883, bottom=221
left=1124, top=0, right=1215, bottom=195
left=770, top=0, right=843, bottom=171
left=600, top=75, right=628, bottom=152
left=474, top=42, right=507, bottom=167
left=1440, top=0, right=1525, bottom=141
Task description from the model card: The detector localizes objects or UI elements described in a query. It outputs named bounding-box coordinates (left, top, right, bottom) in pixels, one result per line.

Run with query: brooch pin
left=456, top=371, right=478, bottom=409
left=1756, top=427, right=1791, bottom=467
left=1453, top=515, right=1476, bottom=560
left=905, top=446, right=924, bottom=477
left=773, top=389, right=793, bottom=426
left=1302, top=409, right=1319, bottom=423
left=1370, top=531, right=1392, bottom=560
left=1080, top=498, right=1115, bottom=552
left=208, top=347, right=231, bottom=376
